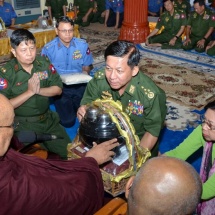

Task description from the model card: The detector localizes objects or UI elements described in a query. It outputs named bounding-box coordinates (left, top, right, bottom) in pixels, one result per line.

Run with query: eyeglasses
left=57, top=29, right=74, bottom=34
left=201, top=115, right=215, bottom=130
left=0, top=122, right=19, bottom=129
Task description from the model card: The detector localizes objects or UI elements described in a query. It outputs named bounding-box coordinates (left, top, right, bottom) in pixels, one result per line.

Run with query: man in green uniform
left=77, top=40, right=167, bottom=157
left=45, top=0, right=68, bottom=20
left=91, top=0, right=106, bottom=24
left=183, top=0, right=215, bottom=53
left=174, top=0, right=191, bottom=16
left=146, top=0, right=187, bottom=49
left=74, top=0, right=94, bottom=27
left=0, top=29, right=71, bottom=159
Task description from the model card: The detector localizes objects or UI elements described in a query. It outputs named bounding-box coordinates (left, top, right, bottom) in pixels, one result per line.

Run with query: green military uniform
left=74, top=0, right=94, bottom=27
left=0, top=56, right=71, bottom=159
left=174, top=0, right=191, bottom=16
left=183, top=8, right=215, bottom=53
left=45, top=0, right=68, bottom=20
left=91, top=0, right=106, bottom=24
left=80, top=69, right=167, bottom=157
left=206, top=43, right=215, bottom=56
left=149, top=9, right=187, bottom=49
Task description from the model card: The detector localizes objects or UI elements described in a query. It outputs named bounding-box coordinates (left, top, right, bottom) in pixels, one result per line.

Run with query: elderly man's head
left=126, top=156, right=202, bottom=215
left=0, top=94, right=14, bottom=156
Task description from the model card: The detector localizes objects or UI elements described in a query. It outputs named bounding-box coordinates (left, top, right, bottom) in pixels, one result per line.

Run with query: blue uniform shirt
left=0, top=2, right=17, bottom=26
left=41, top=37, right=93, bottom=75
left=105, top=0, right=124, bottom=13
left=148, top=0, right=163, bottom=13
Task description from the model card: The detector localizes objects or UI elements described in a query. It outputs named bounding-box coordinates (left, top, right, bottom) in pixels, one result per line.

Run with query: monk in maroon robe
left=0, top=94, right=118, bottom=215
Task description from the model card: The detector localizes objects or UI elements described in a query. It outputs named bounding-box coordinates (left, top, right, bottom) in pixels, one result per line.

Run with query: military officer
left=45, top=0, right=68, bottom=20
left=174, top=0, right=191, bottom=16
left=77, top=40, right=167, bottom=157
left=146, top=0, right=187, bottom=49
left=74, top=0, right=94, bottom=27
left=91, top=0, right=106, bottom=24
left=104, top=0, right=124, bottom=29
left=183, top=0, right=215, bottom=53
left=0, top=29, right=71, bottom=159
left=41, top=16, right=93, bottom=128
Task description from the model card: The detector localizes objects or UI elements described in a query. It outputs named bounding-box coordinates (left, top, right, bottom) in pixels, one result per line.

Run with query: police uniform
left=41, top=37, right=93, bottom=128
left=183, top=8, right=215, bottom=53
left=174, top=0, right=191, bottom=16
left=45, top=0, right=68, bottom=20
left=91, top=0, right=106, bottom=24
left=149, top=9, right=187, bottom=49
left=148, top=0, right=163, bottom=17
left=105, top=0, right=124, bottom=28
left=74, top=0, right=94, bottom=27
left=0, top=2, right=17, bottom=27
left=80, top=69, right=167, bottom=157
left=0, top=56, right=71, bottom=159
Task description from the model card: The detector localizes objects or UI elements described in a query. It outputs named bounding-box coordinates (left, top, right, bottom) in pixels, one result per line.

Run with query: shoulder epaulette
left=94, top=69, right=105, bottom=79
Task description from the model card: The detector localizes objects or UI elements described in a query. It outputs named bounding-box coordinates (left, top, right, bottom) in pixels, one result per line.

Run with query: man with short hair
left=183, top=0, right=215, bottom=52
left=0, top=93, right=119, bottom=215
left=126, top=157, right=202, bottom=215
left=146, top=0, right=187, bottom=49
left=42, top=16, right=93, bottom=128
left=77, top=40, right=167, bottom=157
left=0, top=28, right=70, bottom=159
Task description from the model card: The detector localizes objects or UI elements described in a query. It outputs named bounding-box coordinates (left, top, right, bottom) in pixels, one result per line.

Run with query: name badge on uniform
left=36, top=71, right=48, bottom=80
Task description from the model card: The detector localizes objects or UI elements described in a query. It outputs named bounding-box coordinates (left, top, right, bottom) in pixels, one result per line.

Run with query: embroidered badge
left=86, top=47, right=91, bottom=55
left=1, top=67, right=6, bottom=73
left=203, top=14, right=209, bottom=20
left=165, top=17, right=169, bottom=22
left=129, top=85, right=135, bottom=94
left=36, top=71, right=48, bottom=80
left=73, top=50, right=82, bottom=60
left=49, top=64, right=56, bottom=74
left=193, top=13, right=197, bottom=18
left=174, top=14, right=180, bottom=19
left=0, top=78, right=8, bottom=90
left=126, top=100, right=144, bottom=116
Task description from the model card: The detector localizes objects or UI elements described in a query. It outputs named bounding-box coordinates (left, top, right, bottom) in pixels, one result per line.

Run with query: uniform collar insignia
left=129, top=85, right=135, bottom=94
left=1, top=67, right=6, bottom=73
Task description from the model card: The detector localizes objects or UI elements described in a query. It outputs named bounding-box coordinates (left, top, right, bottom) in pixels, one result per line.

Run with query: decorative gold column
left=119, top=0, right=149, bottom=44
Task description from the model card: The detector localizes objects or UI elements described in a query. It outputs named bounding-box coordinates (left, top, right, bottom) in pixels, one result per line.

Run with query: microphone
left=17, top=131, right=63, bottom=144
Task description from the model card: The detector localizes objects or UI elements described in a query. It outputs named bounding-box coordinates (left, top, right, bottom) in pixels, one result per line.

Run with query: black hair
left=10, top=29, right=36, bottom=49
left=56, top=16, right=74, bottom=28
left=104, top=40, right=140, bottom=69
left=193, top=0, right=205, bottom=6
left=205, top=100, right=215, bottom=111
left=163, top=0, right=174, bottom=3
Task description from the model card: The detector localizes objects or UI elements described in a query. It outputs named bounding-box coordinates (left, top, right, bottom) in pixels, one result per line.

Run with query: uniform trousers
left=106, top=10, right=124, bottom=28
left=53, top=83, right=87, bottom=128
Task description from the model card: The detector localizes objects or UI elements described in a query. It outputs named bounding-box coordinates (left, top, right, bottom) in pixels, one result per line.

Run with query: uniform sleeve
left=80, top=78, right=102, bottom=105
left=209, top=13, right=215, bottom=28
left=187, top=13, right=192, bottom=26
left=9, top=4, right=17, bottom=19
left=143, top=92, right=166, bottom=137
left=155, top=15, right=165, bottom=30
left=82, top=43, right=93, bottom=66
left=181, top=12, right=187, bottom=26
left=165, top=125, right=204, bottom=160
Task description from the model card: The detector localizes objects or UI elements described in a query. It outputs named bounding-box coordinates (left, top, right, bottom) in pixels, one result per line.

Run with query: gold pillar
left=119, top=0, right=149, bottom=44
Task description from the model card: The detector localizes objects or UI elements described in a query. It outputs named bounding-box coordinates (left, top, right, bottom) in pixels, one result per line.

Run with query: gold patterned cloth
left=0, top=23, right=80, bottom=56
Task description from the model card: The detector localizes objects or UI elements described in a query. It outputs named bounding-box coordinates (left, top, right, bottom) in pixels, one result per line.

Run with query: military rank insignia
left=0, top=78, right=8, bottom=90
left=126, top=100, right=144, bottom=116
left=36, top=71, right=48, bottom=80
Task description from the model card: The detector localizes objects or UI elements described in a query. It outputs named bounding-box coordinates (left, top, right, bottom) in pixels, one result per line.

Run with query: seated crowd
left=0, top=0, right=215, bottom=214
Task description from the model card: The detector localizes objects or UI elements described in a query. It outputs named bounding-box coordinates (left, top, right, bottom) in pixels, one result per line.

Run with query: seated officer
left=91, top=0, right=106, bottom=24
left=146, top=0, right=187, bottom=49
left=183, top=0, right=215, bottom=53
left=0, top=0, right=17, bottom=27
left=0, top=29, right=71, bottom=159
left=74, top=0, right=94, bottom=27
left=41, top=16, right=93, bottom=128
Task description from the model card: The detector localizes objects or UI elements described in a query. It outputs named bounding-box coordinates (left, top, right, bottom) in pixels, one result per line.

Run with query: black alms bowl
left=79, top=106, right=125, bottom=156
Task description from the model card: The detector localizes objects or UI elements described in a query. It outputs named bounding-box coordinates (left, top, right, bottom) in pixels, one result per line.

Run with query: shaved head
left=0, top=94, right=14, bottom=156
left=128, top=157, right=202, bottom=215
